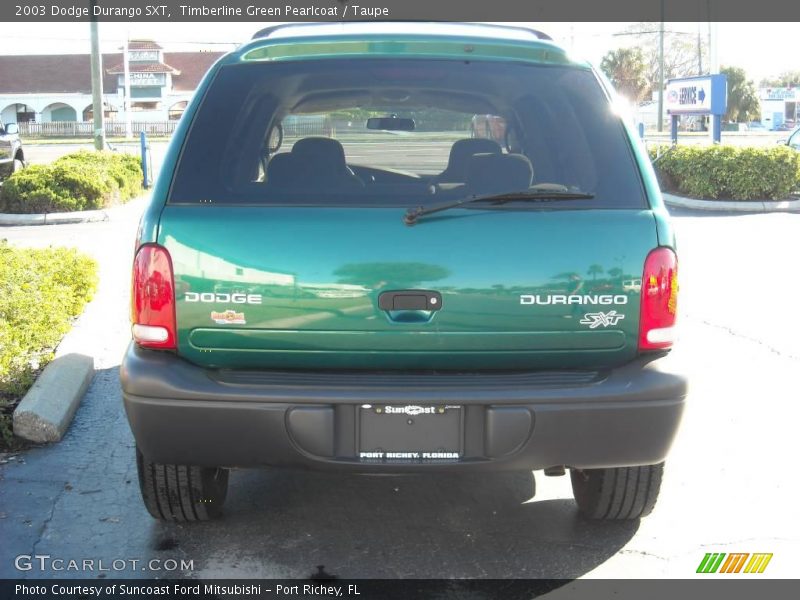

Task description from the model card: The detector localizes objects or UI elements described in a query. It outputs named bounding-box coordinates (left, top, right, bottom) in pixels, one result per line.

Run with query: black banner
left=2, top=579, right=800, bottom=600
left=3, top=0, right=800, bottom=22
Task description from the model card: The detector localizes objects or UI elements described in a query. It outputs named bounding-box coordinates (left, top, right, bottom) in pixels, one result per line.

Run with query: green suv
left=122, top=23, right=686, bottom=522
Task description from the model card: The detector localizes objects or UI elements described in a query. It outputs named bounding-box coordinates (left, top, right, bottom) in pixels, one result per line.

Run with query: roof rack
left=251, top=23, right=302, bottom=40
left=489, top=24, right=553, bottom=41
left=251, top=22, right=552, bottom=42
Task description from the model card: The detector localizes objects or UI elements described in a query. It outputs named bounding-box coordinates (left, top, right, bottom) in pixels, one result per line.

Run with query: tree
left=587, top=264, right=604, bottom=281
left=720, top=66, right=760, bottom=123
left=620, top=23, right=708, bottom=99
left=551, top=271, right=580, bottom=281
left=760, top=71, right=800, bottom=88
left=600, top=48, right=649, bottom=102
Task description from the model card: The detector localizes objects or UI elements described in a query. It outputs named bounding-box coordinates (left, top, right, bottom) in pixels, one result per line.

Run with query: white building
left=0, top=41, right=223, bottom=125
left=758, top=87, right=799, bottom=130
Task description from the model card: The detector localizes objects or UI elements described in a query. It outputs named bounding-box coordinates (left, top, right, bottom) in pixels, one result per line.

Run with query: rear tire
left=12, top=158, right=24, bottom=174
left=570, top=462, right=664, bottom=520
left=136, top=448, right=229, bottom=522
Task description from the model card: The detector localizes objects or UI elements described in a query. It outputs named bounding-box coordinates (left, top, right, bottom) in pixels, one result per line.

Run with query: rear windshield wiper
left=404, top=184, right=595, bottom=225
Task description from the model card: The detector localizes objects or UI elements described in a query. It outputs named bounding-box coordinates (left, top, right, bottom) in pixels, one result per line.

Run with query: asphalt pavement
left=0, top=200, right=798, bottom=580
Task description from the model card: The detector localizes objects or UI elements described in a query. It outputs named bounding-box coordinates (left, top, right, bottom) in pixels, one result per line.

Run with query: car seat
left=435, top=138, right=503, bottom=183
left=466, top=153, right=533, bottom=197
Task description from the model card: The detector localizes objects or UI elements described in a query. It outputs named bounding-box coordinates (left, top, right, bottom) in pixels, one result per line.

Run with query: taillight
left=131, top=244, right=176, bottom=350
left=639, top=247, right=678, bottom=351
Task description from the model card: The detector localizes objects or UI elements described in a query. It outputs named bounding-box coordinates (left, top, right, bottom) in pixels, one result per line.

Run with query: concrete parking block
left=0, top=209, right=109, bottom=226
left=0, top=194, right=149, bottom=227
left=12, top=353, right=95, bottom=443
left=663, top=192, right=800, bottom=212
left=0, top=213, right=46, bottom=226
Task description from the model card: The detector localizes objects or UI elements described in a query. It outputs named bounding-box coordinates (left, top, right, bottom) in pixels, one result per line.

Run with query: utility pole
left=697, top=22, right=703, bottom=75
left=708, top=17, right=720, bottom=142
left=708, top=24, right=719, bottom=74
left=89, top=0, right=105, bottom=150
left=123, top=37, right=132, bottom=139
left=657, top=0, right=665, bottom=132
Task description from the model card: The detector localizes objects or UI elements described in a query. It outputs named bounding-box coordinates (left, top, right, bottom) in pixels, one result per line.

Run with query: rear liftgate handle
left=378, top=290, right=442, bottom=323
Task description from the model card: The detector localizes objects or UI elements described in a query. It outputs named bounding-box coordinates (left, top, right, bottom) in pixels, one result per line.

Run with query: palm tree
left=587, top=264, right=604, bottom=281
left=600, top=48, right=649, bottom=103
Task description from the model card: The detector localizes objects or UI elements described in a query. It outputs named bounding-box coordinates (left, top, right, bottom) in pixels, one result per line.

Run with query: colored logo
left=696, top=553, right=773, bottom=574
left=211, top=310, right=246, bottom=325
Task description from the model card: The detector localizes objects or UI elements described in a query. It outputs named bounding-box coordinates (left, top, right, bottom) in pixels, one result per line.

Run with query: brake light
left=639, top=247, right=678, bottom=351
left=131, top=244, right=176, bottom=349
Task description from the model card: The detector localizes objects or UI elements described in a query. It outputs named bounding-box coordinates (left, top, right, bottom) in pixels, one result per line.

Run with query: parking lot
left=1, top=141, right=799, bottom=581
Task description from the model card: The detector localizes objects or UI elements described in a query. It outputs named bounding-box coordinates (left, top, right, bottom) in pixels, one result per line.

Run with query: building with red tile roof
left=0, top=42, right=224, bottom=125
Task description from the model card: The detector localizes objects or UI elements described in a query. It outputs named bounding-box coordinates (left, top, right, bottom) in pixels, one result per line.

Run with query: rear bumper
left=121, top=344, right=687, bottom=472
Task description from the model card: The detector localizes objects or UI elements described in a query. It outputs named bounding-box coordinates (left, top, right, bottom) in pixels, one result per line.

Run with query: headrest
left=291, top=137, right=348, bottom=170
left=447, top=138, right=502, bottom=166
left=436, top=138, right=503, bottom=182
left=466, top=153, right=533, bottom=196
left=266, top=152, right=300, bottom=186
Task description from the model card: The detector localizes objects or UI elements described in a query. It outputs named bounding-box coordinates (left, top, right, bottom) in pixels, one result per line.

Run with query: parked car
left=122, top=22, right=687, bottom=523
left=0, top=122, right=25, bottom=183
left=622, top=278, right=643, bottom=293
left=783, top=126, right=800, bottom=151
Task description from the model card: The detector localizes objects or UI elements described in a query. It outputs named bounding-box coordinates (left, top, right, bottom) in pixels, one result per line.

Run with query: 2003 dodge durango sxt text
left=120, top=22, right=687, bottom=522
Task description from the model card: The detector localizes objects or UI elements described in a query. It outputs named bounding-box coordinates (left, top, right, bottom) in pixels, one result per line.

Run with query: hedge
left=649, top=144, right=800, bottom=200
left=0, top=150, right=143, bottom=213
left=0, top=241, right=98, bottom=447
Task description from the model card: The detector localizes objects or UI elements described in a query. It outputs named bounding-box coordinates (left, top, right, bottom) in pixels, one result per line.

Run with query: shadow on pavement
left=150, top=466, right=638, bottom=579
left=0, top=367, right=638, bottom=581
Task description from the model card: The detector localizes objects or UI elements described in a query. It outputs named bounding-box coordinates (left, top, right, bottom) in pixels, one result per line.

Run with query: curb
left=0, top=194, right=149, bottom=226
left=12, top=353, right=95, bottom=443
left=0, top=209, right=110, bottom=226
left=663, top=192, right=800, bottom=213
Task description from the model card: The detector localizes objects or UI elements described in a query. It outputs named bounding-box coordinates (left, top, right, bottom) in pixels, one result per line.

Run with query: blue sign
left=665, top=74, right=727, bottom=116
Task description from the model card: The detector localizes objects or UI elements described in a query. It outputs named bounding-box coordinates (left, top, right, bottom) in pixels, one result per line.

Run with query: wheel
left=12, top=158, right=24, bottom=174
left=570, top=462, right=664, bottom=520
left=136, top=447, right=229, bottom=522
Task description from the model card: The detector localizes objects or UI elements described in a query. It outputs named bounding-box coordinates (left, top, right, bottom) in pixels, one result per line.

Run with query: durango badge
left=211, top=310, right=246, bottom=325
left=520, top=294, right=628, bottom=305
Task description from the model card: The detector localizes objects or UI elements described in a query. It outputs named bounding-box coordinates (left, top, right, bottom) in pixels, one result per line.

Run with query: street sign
left=130, top=72, right=166, bottom=85
left=130, top=50, right=160, bottom=62
left=665, top=75, right=727, bottom=116
left=761, top=88, right=797, bottom=101
left=120, top=73, right=167, bottom=87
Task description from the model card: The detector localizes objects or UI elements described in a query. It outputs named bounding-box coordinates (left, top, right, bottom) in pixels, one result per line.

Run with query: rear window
left=169, top=59, right=646, bottom=209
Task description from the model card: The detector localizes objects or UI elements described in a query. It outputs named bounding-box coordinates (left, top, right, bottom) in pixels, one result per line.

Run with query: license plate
left=358, top=404, right=463, bottom=461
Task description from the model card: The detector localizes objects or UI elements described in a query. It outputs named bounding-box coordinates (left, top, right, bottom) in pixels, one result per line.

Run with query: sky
left=0, top=21, right=796, bottom=84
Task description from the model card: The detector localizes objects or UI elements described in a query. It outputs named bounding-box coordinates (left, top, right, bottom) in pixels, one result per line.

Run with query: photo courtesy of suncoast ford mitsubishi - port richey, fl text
left=0, top=1, right=799, bottom=599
